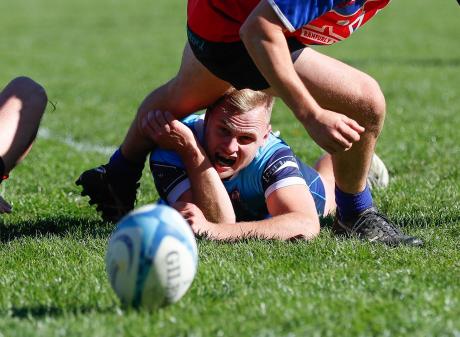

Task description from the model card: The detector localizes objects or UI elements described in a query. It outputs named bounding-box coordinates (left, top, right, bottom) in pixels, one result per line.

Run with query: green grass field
left=1, top=0, right=459, bottom=336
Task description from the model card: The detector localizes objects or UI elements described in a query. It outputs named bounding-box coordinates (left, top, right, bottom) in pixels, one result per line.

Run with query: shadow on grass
left=320, top=214, right=335, bottom=229
left=0, top=215, right=114, bottom=243
left=8, top=305, right=115, bottom=319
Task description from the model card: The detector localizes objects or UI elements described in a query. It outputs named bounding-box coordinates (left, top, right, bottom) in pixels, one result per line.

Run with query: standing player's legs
left=287, top=48, right=421, bottom=245
left=0, top=77, right=47, bottom=176
left=291, top=47, right=385, bottom=196
left=121, top=43, right=232, bottom=162
left=77, top=43, right=232, bottom=222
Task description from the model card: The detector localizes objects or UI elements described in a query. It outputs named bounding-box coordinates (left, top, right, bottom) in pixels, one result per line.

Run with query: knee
left=8, top=76, right=48, bottom=115
left=357, top=76, right=386, bottom=133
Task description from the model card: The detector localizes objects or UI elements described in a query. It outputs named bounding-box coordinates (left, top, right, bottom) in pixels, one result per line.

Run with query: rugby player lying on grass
left=149, top=89, right=386, bottom=241
left=0, top=77, right=47, bottom=214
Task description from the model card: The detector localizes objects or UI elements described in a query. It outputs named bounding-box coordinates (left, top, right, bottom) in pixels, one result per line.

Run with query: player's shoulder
left=257, top=133, right=290, bottom=161
left=245, top=133, right=293, bottom=175
left=181, top=113, right=204, bottom=129
left=181, top=113, right=206, bottom=143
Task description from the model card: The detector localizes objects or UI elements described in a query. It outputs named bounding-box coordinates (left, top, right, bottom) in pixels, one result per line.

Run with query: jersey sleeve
left=268, top=0, right=342, bottom=31
left=261, top=147, right=307, bottom=199
left=149, top=114, right=204, bottom=204
left=149, top=149, right=191, bottom=205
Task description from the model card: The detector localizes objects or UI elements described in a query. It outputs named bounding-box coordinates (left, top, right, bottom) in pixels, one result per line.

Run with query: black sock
left=106, top=148, right=144, bottom=184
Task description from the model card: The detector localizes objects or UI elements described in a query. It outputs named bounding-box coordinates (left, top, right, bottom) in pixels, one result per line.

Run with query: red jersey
left=187, top=0, right=390, bottom=45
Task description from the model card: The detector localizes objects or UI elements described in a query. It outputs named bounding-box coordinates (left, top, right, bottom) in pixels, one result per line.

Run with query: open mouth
left=214, top=153, right=236, bottom=167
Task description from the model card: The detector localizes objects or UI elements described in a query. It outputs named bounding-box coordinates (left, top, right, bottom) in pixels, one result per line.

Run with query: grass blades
left=0, top=0, right=459, bottom=336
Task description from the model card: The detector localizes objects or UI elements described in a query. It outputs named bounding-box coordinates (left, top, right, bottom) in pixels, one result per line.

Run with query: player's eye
left=238, top=136, right=255, bottom=145
left=218, top=126, right=231, bottom=136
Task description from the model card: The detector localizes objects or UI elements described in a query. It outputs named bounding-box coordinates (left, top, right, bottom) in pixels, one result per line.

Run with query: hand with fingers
left=141, top=110, right=197, bottom=155
left=303, top=108, right=365, bottom=154
left=173, top=201, right=212, bottom=237
left=0, top=195, right=12, bottom=214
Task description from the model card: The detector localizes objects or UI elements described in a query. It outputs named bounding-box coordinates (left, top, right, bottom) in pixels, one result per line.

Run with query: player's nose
left=222, top=136, right=238, bottom=153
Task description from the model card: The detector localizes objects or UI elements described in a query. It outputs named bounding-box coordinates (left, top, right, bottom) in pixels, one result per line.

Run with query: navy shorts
left=187, top=27, right=305, bottom=90
left=296, top=158, right=326, bottom=216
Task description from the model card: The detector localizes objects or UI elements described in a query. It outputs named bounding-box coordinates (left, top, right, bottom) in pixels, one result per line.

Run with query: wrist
left=180, top=141, right=206, bottom=167
left=300, top=106, right=324, bottom=126
left=289, top=95, right=322, bottom=125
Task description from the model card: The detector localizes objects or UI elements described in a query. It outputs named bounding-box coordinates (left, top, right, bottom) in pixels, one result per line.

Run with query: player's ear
left=204, top=107, right=211, bottom=128
left=263, top=124, right=272, bottom=141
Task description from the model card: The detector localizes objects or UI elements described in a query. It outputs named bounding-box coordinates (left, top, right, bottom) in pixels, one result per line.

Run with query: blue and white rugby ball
left=106, top=204, right=198, bottom=309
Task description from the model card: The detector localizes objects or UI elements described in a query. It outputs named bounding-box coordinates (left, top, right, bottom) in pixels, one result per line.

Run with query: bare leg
left=0, top=77, right=47, bottom=173
left=291, top=48, right=386, bottom=194
left=285, top=49, right=422, bottom=246
left=76, top=44, right=232, bottom=222
left=121, top=43, right=232, bottom=162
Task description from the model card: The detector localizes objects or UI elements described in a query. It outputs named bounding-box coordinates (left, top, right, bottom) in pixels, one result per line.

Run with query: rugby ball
left=106, top=204, right=198, bottom=309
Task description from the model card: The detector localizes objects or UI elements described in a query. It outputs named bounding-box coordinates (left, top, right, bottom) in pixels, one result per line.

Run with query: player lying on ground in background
left=0, top=77, right=47, bottom=214
left=77, top=0, right=423, bottom=246
left=150, top=89, right=389, bottom=241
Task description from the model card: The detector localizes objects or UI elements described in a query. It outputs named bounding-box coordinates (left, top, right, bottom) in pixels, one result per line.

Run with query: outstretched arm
left=174, top=184, right=320, bottom=241
left=146, top=110, right=235, bottom=223
left=240, top=2, right=364, bottom=153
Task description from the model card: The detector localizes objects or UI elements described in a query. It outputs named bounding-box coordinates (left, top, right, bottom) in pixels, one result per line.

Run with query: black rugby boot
left=76, top=165, right=139, bottom=223
left=333, top=207, right=423, bottom=247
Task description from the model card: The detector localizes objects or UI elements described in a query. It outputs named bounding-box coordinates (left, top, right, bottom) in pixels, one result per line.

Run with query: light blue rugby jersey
left=150, top=114, right=324, bottom=221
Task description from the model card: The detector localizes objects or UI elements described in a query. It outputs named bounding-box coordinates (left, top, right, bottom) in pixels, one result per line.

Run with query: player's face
left=204, top=104, right=270, bottom=179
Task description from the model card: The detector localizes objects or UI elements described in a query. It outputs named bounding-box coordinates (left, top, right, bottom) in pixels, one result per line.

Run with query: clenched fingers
left=141, top=110, right=159, bottom=139
left=155, top=110, right=171, bottom=133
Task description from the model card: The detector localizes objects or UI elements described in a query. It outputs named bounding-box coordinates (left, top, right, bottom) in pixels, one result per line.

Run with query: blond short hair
left=208, top=89, right=274, bottom=122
